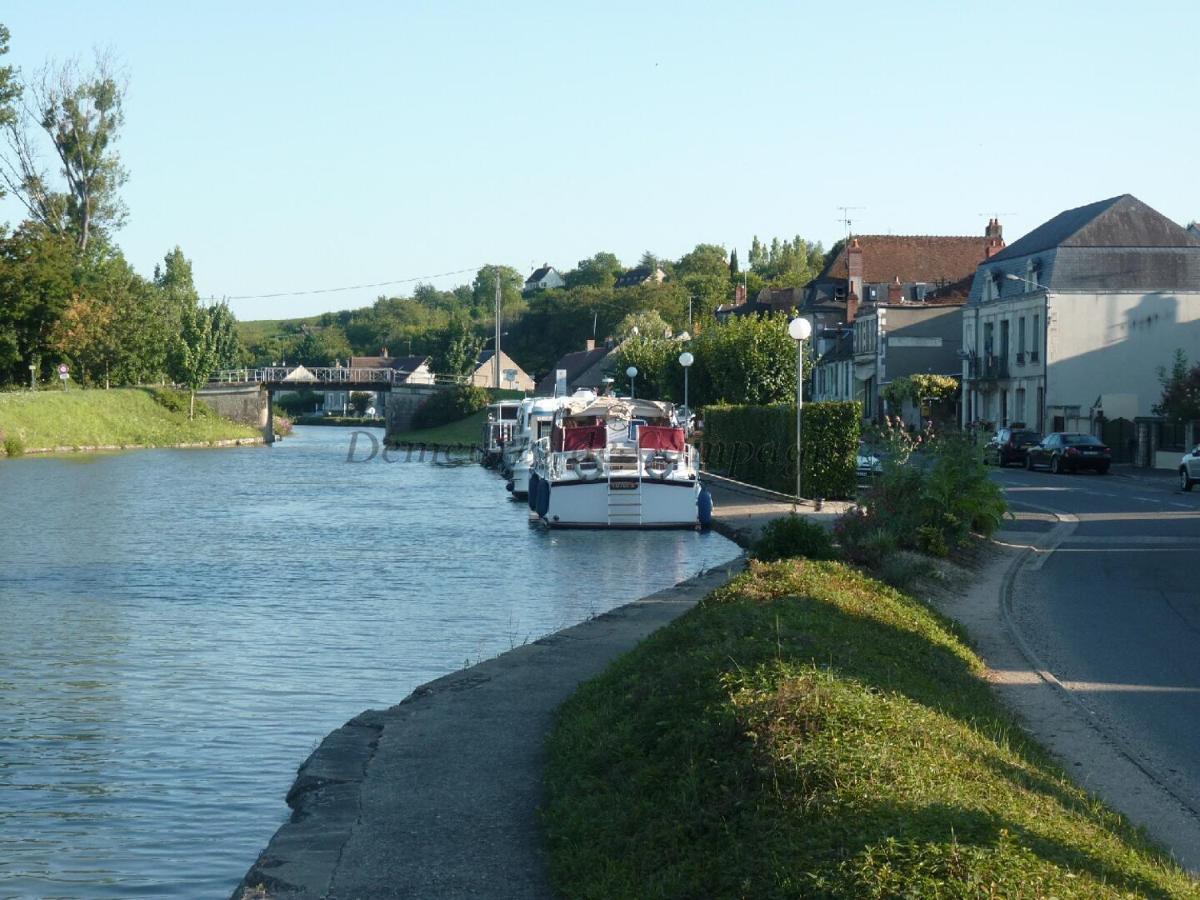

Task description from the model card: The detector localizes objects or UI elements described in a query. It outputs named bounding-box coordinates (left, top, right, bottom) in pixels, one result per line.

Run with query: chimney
left=984, top=218, right=1006, bottom=258
left=887, top=275, right=903, bottom=304
left=585, top=338, right=596, bottom=351
left=847, top=238, right=864, bottom=302
left=734, top=283, right=747, bottom=306
left=846, top=289, right=860, bottom=324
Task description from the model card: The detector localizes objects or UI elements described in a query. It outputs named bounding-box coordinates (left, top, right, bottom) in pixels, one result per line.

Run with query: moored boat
left=505, top=391, right=595, bottom=498
left=529, top=395, right=712, bottom=528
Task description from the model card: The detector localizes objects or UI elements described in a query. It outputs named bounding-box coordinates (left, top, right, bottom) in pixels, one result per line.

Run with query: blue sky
left=1, top=1, right=1196, bottom=321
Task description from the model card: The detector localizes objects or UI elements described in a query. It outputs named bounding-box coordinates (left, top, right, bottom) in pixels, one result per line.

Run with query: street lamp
left=788, top=316, right=813, bottom=499
left=1005, top=273, right=1050, bottom=433
left=678, top=351, right=694, bottom=411
left=626, top=365, right=639, bottom=400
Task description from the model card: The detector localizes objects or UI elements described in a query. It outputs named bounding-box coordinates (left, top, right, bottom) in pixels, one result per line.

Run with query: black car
left=985, top=427, right=1042, bottom=467
left=1025, top=432, right=1111, bottom=474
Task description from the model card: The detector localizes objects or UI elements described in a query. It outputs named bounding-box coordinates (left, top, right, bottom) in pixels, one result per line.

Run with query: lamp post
left=678, top=351, right=694, bottom=411
left=788, top=317, right=813, bottom=499
left=1005, top=273, right=1050, bottom=433
left=626, top=365, right=638, bottom=400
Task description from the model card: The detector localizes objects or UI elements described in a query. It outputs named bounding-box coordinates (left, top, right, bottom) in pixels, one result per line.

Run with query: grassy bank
left=544, top=558, right=1196, bottom=898
left=0, top=388, right=259, bottom=454
left=385, top=408, right=488, bottom=448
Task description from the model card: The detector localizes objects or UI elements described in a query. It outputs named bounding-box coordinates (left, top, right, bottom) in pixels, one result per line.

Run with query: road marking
left=1061, top=680, right=1200, bottom=694
left=1059, top=535, right=1200, bottom=545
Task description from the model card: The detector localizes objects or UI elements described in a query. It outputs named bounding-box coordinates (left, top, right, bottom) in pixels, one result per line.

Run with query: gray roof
left=987, top=194, right=1200, bottom=262
left=969, top=195, right=1200, bottom=302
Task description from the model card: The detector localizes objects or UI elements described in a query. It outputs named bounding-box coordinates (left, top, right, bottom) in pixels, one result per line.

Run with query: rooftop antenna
left=837, top=206, right=865, bottom=243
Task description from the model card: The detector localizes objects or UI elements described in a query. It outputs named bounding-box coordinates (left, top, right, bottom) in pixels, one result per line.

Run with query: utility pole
left=494, top=266, right=502, bottom=389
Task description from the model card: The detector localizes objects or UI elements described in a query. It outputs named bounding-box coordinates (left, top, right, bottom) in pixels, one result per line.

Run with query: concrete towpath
left=233, top=479, right=842, bottom=899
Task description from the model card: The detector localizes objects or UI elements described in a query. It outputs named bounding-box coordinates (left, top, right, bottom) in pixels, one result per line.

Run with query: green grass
left=545, top=559, right=1199, bottom=899
left=0, top=388, right=259, bottom=452
left=385, top=408, right=488, bottom=448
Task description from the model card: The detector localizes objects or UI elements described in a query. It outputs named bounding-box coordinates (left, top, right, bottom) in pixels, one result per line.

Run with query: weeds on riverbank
left=544, top=558, right=1196, bottom=898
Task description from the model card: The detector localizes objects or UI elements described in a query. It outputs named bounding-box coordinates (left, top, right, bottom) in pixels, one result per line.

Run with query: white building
left=523, top=263, right=566, bottom=293
left=961, top=195, right=1200, bottom=454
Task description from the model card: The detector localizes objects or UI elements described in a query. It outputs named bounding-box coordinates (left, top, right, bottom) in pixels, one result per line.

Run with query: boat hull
left=539, top=478, right=700, bottom=529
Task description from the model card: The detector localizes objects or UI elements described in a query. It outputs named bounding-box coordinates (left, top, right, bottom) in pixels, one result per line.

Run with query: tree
left=434, top=316, right=483, bottom=376
left=173, top=303, right=220, bottom=418
left=1153, top=349, right=1200, bottom=422
left=674, top=243, right=728, bottom=281
left=0, top=25, right=20, bottom=176
left=349, top=391, right=372, bottom=416
left=729, top=248, right=739, bottom=277
left=689, top=313, right=801, bottom=407
left=1, top=52, right=128, bottom=251
left=614, top=309, right=673, bottom=341
left=565, top=252, right=622, bottom=289
left=0, top=223, right=74, bottom=385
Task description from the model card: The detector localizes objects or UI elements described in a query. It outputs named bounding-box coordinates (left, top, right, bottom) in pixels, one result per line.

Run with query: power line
left=204, top=265, right=485, bottom=302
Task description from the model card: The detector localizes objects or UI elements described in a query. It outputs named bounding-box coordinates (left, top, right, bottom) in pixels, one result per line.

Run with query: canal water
left=0, top=426, right=738, bottom=898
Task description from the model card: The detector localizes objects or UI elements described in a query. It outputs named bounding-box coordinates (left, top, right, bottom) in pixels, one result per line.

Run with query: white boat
left=529, top=395, right=712, bottom=528
left=505, top=392, right=596, bottom=497
left=480, top=401, right=521, bottom=468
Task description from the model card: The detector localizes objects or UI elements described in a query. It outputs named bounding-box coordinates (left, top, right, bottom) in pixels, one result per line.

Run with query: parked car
left=985, top=427, right=1042, bottom=467
left=856, top=442, right=884, bottom=481
left=1180, top=445, right=1200, bottom=491
left=1025, top=432, right=1111, bottom=474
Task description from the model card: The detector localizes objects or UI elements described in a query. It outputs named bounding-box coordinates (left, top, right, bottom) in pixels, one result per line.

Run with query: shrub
left=750, top=514, right=839, bottom=562
left=702, top=400, right=860, bottom=499
left=834, top=507, right=901, bottom=568
left=410, top=384, right=490, bottom=430
left=148, top=387, right=214, bottom=419
left=855, top=419, right=1005, bottom=559
left=3, top=434, right=23, bottom=457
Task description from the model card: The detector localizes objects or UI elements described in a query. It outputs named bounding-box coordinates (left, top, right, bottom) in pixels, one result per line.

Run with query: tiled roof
left=819, top=235, right=992, bottom=284
left=525, top=265, right=554, bottom=284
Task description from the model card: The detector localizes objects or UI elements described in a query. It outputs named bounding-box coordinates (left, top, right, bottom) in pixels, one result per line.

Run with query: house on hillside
left=535, top=339, right=616, bottom=396
left=961, top=194, right=1200, bottom=466
left=468, top=349, right=534, bottom=391
left=614, top=266, right=666, bottom=289
left=523, top=263, right=566, bottom=294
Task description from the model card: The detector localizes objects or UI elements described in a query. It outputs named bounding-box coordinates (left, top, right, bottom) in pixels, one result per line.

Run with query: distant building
left=325, top=350, right=435, bottom=416
left=614, top=266, right=666, bottom=289
left=469, top=349, right=534, bottom=391
left=961, top=194, right=1200, bottom=465
left=523, top=263, right=566, bottom=294
left=535, top=339, right=615, bottom=396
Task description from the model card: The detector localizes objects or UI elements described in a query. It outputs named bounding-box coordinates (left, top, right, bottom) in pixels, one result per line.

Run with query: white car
left=1181, top=445, right=1200, bottom=491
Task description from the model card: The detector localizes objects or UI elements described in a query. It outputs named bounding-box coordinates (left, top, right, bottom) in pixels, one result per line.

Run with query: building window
left=1032, top=313, right=1040, bottom=361
left=1017, top=316, right=1026, bottom=359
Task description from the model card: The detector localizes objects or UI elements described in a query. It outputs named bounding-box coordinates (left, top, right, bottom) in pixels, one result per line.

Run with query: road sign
left=58, top=364, right=68, bottom=375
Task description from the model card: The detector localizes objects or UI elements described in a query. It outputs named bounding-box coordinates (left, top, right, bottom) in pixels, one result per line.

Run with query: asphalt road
left=995, top=462, right=1200, bottom=822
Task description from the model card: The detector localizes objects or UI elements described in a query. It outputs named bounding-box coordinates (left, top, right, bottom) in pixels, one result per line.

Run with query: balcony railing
left=969, top=355, right=1010, bottom=380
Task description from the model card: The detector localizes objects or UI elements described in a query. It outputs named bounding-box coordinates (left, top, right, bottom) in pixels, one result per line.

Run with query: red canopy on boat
left=638, top=426, right=685, bottom=452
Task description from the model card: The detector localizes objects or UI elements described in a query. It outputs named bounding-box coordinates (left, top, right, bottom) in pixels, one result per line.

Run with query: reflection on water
left=0, top=426, right=737, bottom=898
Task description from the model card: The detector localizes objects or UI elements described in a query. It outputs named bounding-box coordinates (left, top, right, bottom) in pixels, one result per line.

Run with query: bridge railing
left=208, top=367, right=476, bottom=387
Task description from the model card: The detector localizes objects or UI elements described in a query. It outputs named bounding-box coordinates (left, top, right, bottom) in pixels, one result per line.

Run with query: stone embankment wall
left=197, top=384, right=271, bottom=439
left=384, top=384, right=445, bottom=435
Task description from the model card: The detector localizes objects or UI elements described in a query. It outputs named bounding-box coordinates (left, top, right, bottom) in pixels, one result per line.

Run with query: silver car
left=1181, top=445, right=1200, bottom=491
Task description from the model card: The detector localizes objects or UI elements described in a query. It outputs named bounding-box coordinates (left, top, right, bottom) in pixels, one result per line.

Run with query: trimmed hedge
left=702, top=400, right=860, bottom=499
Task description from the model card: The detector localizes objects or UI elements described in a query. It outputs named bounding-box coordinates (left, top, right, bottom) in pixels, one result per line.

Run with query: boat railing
left=541, top=443, right=694, bottom=480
